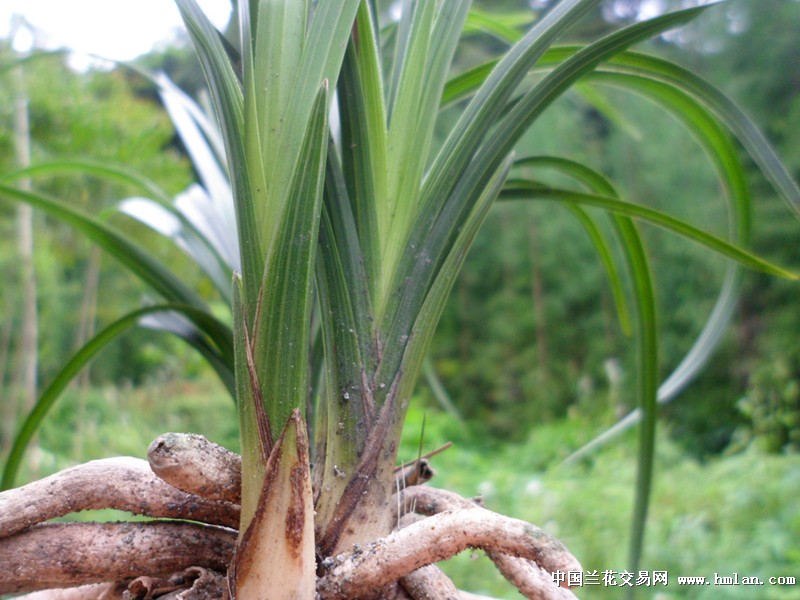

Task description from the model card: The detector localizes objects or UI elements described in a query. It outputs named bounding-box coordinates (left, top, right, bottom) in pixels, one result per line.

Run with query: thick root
left=0, top=522, right=235, bottom=594
left=317, top=508, right=577, bottom=600
left=1, top=436, right=578, bottom=600
left=145, top=433, right=443, bottom=506
left=399, top=486, right=580, bottom=600
left=10, top=582, right=125, bottom=600
left=400, top=564, right=460, bottom=599
left=126, top=566, right=229, bottom=600
left=148, top=434, right=241, bottom=504
left=0, top=457, right=239, bottom=538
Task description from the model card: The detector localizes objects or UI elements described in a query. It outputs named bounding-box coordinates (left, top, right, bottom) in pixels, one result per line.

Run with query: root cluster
left=0, top=434, right=580, bottom=600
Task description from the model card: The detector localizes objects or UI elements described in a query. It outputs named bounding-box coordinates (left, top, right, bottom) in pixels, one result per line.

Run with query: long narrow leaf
left=569, top=204, right=633, bottom=336
left=261, top=0, right=360, bottom=241
left=601, top=51, right=800, bottom=217
left=253, top=84, right=329, bottom=439
left=1, top=304, right=223, bottom=490
left=418, top=0, right=600, bottom=238
left=175, top=0, right=263, bottom=314
left=502, top=184, right=796, bottom=279
left=380, top=6, right=708, bottom=379
left=464, top=8, right=529, bottom=45
left=0, top=184, right=208, bottom=308
left=612, top=217, right=658, bottom=578
left=381, top=0, right=471, bottom=292
left=510, top=160, right=660, bottom=579
left=0, top=159, right=173, bottom=206
left=253, top=0, right=307, bottom=206
left=561, top=266, right=740, bottom=465
left=512, top=157, right=633, bottom=334
left=338, top=1, right=389, bottom=303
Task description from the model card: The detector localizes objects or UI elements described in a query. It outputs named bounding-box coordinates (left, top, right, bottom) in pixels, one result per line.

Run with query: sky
left=1, top=0, right=232, bottom=68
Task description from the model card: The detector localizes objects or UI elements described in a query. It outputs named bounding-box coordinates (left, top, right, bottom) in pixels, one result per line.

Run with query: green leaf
left=378, top=0, right=607, bottom=381
left=379, top=154, right=515, bottom=415
left=420, top=0, right=601, bottom=233
left=384, top=0, right=436, bottom=256
left=569, top=204, right=634, bottom=336
left=561, top=266, right=740, bottom=465
left=252, top=0, right=307, bottom=205
left=502, top=183, right=796, bottom=279
left=612, top=217, right=658, bottom=578
left=464, top=8, right=529, bottom=45
left=0, top=184, right=209, bottom=308
left=1, top=305, right=224, bottom=490
left=3, top=157, right=237, bottom=301
left=441, top=59, right=497, bottom=108
left=338, top=1, right=389, bottom=304
left=451, top=4, right=711, bottom=202
left=381, top=0, right=471, bottom=298
left=511, top=156, right=633, bottom=335
left=522, top=62, right=763, bottom=464
left=0, top=158, right=174, bottom=205
left=175, top=0, right=263, bottom=314
left=600, top=51, right=800, bottom=218
left=379, top=4, right=703, bottom=383
left=313, top=147, right=373, bottom=533
left=510, top=150, right=748, bottom=402
left=260, top=0, right=360, bottom=244
left=252, top=84, right=329, bottom=440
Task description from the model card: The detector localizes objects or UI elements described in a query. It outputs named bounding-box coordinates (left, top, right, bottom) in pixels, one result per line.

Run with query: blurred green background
left=1, top=1, right=799, bottom=598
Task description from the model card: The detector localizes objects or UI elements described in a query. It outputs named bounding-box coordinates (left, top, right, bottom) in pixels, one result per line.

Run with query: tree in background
left=427, top=0, right=800, bottom=456
left=0, top=44, right=192, bottom=454
left=0, top=0, right=798, bottom=597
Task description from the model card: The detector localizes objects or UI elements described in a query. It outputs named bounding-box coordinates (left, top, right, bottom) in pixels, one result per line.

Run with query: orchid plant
left=1, top=0, right=798, bottom=597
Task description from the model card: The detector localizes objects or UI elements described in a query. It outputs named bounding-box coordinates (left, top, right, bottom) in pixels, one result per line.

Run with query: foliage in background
left=0, top=46, right=195, bottom=455
left=429, top=0, right=800, bottom=456
left=26, top=387, right=800, bottom=600
left=737, top=357, right=800, bottom=454
left=0, top=0, right=796, bottom=592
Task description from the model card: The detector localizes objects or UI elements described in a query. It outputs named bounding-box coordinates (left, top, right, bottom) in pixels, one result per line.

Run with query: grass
left=25, top=376, right=238, bottom=481
left=14, top=381, right=799, bottom=599
left=399, top=405, right=800, bottom=599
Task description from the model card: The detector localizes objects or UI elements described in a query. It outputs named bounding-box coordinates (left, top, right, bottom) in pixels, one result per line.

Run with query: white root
left=0, top=457, right=240, bottom=538
left=400, top=564, right=461, bottom=599
left=398, top=486, right=580, bottom=600
left=148, top=433, right=241, bottom=504
left=457, top=593, right=504, bottom=600
left=487, top=554, right=578, bottom=600
left=1, top=436, right=578, bottom=600
left=317, top=508, right=578, bottom=600
left=10, top=582, right=125, bottom=600
left=0, top=522, right=236, bottom=594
